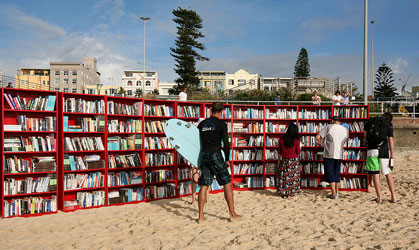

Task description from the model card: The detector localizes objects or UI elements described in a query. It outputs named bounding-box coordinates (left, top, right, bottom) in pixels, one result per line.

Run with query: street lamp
left=371, top=19, right=375, bottom=99
left=363, top=0, right=368, bottom=104
left=140, top=17, right=150, bottom=95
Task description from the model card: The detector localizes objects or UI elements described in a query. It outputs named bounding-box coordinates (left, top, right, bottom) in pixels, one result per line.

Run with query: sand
left=1, top=150, right=418, bottom=250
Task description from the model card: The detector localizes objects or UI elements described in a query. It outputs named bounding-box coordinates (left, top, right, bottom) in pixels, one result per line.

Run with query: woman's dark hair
left=283, top=123, right=298, bottom=148
left=335, top=90, right=340, bottom=95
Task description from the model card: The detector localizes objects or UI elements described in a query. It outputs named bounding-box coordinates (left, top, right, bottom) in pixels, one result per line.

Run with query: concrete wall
left=393, top=124, right=419, bottom=149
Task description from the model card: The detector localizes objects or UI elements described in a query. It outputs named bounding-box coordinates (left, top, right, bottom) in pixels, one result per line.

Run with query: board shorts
left=199, top=152, right=231, bottom=186
left=323, top=158, right=341, bottom=183
left=366, top=149, right=392, bottom=175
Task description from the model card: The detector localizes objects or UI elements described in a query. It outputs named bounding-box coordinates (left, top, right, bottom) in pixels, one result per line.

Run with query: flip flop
left=389, top=200, right=397, bottom=203
left=373, top=198, right=384, bottom=204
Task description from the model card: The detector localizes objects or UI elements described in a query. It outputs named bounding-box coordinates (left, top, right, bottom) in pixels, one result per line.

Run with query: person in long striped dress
left=277, top=123, right=301, bottom=197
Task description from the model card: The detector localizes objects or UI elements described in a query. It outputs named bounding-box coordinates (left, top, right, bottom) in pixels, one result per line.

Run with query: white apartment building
left=158, top=82, right=176, bottom=95
left=225, top=69, right=259, bottom=92
left=122, top=70, right=158, bottom=96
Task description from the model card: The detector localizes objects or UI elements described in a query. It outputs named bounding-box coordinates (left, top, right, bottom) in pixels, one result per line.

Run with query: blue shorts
left=199, top=152, right=231, bottom=186
left=324, top=158, right=341, bottom=183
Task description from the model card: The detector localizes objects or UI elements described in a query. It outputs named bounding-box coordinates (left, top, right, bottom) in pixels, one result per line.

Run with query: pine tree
left=294, top=48, right=310, bottom=77
left=374, top=62, right=397, bottom=98
left=170, top=7, right=208, bottom=95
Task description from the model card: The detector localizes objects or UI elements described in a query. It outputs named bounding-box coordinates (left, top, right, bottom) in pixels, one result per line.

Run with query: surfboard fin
left=174, top=145, right=180, bottom=150
left=185, top=123, right=191, bottom=128
left=177, top=121, right=182, bottom=126
left=169, top=136, right=174, bottom=141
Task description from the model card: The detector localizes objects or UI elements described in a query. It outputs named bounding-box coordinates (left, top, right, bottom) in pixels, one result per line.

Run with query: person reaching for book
left=276, top=123, right=301, bottom=197
left=197, top=102, right=241, bottom=222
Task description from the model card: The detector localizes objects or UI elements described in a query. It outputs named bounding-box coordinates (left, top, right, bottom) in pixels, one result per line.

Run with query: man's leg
left=385, top=174, right=396, bottom=202
left=223, top=182, right=241, bottom=220
left=198, top=185, right=209, bottom=221
left=330, top=182, right=337, bottom=196
left=372, top=174, right=382, bottom=203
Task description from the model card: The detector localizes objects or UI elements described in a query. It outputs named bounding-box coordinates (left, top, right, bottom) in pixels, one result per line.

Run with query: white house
left=121, top=70, right=159, bottom=96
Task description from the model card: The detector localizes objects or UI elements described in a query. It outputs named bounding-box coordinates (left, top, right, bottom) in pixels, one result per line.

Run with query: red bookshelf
left=59, top=92, right=107, bottom=211
left=1, top=88, right=59, bottom=218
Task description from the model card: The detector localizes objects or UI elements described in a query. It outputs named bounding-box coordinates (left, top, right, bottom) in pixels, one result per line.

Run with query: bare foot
left=229, top=214, right=242, bottom=222
left=197, top=217, right=206, bottom=223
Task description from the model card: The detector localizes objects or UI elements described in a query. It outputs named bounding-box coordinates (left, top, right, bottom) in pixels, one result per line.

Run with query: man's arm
left=222, top=123, right=230, bottom=162
left=315, top=134, right=322, bottom=145
left=389, top=136, right=395, bottom=159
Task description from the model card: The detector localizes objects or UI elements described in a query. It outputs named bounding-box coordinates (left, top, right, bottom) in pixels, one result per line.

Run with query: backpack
left=368, top=117, right=388, bottom=148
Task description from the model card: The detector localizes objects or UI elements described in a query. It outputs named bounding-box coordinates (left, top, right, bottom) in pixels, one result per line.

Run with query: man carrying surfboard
left=197, top=102, right=242, bottom=222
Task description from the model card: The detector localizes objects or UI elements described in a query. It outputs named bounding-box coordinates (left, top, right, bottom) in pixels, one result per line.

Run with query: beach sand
left=1, top=150, right=418, bottom=250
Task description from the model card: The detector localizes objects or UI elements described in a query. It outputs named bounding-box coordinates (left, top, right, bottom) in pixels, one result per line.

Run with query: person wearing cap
left=312, top=90, right=321, bottom=105
left=275, top=92, right=281, bottom=105
left=316, top=116, right=349, bottom=199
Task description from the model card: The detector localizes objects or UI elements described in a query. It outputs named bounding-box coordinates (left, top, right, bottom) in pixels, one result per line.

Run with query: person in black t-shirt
left=197, top=102, right=241, bottom=222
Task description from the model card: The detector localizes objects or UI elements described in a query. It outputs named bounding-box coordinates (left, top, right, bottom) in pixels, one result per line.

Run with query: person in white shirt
left=316, top=116, right=349, bottom=199
left=178, top=87, right=187, bottom=101
left=332, top=90, right=343, bottom=105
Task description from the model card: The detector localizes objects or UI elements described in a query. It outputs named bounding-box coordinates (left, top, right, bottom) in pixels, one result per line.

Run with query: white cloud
left=92, top=0, right=125, bottom=24
left=388, top=58, right=409, bottom=74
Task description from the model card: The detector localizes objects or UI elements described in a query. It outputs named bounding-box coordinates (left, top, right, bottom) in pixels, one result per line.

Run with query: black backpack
left=368, top=117, right=388, bottom=148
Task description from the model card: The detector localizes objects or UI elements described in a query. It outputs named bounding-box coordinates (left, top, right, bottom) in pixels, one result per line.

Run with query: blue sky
left=0, top=0, right=418, bottom=94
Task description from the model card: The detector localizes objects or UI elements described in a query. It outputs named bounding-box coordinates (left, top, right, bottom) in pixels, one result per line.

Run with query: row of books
left=63, top=116, right=105, bottom=132
left=108, top=188, right=143, bottom=204
left=233, top=122, right=263, bottom=133
left=3, top=196, right=57, bottom=218
left=265, top=109, right=297, bottom=120
left=107, top=135, right=142, bottom=150
left=265, top=123, right=287, bottom=133
left=232, top=164, right=263, bottom=174
left=265, top=163, right=276, bottom=174
left=144, top=104, right=174, bottom=117
left=145, top=184, right=176, bottom=199
left=340, top=177, right=367, bottom=189
left=301, top=178, right=320, bottom=187
left=108, top=171, right=143, bottom=186
left=205, top=107, right=231, bottom=118
left=232, top=150, right=263, bottom=161
left=4, top=94, right=56, bottom=111
left=4, top=116, right=56, bottom=131
left=107, top=101, right=142, bottom=115
left=177, top=168, right=192, bottom=180
left=4, top=135, right=56, bottom=152
left=300, top=136, right=320, bottom=147
left=302, top=163, right=324, bottom=174
left=265, top=136, right=280, bottom=147
left=300, top=150, right=321, bottom=160
left=298, top=122, right=328, bottom=133
left=265, top=149, right=279, bottom=160
left=345, top=137, right=361, bottom=147
left=108, top=153, right=142, bottom=169
left=64, top=136, right=104, bottom=151
left=144, top=152, right=174, bottom=166
left=4, top=175, right=56, bottom=195
left=107, top=119, right=142, bottom=133
left=342, top=150, right=366, bottom=160
left=346, top=121, right=365, bottom=132
left=146, top=170, right=175, bottom=183
left=144, top=120, right=165, bottom=133
left=76, top=191, right=105, bottom=208
left=64, top=172, right=104, bottom=190
left=63, top=98, right=105, bottom=113
left=144, top=137, right=172, bottom=150
left=266, top=176, right=276, bottom=187
left=178, top=105, right=200, bottom=118
left=232, top=136, right=264, bottom=147
left=4, top=156, right=56, bottom=173
left=63, top=155, right=104, bottom=171
left=333, top=107, right=367, bottom=119
left=233, top=108, right=264, bottom=119
left=178, top=182, right=193, bottom=196
left=298, top=109, right=330, bottom=119
left=238, top=177, right=264, bottom=188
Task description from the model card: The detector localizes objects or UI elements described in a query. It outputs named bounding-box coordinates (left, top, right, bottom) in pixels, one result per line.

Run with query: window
left=25, top=80, right=29, bottom=84
left=145, top=81, right=151, bottom=86
left=105, top=90, right=108, bottom=95
left=43, top=80, right=46, bottom=85
left=55, top=88, right=60, bottom=91
left=127, top=80, right=132, bottom=86
left=126, top=72, right=133, bottom=77
left=127, top=90, right=132, bottom=96
left=63, top=88, right=68, bottom=92
left=204, top=81, right=211, bottom=87
left=55, top=78, right=60, bottom=84
left=88, top=89, right=95, bottom=94
left=72, top=88, right=77, bottom=93
left=20, top=80, right=24, bottom=84
left=238, top=79, right=246, bottom=86
left=63, top=78, right=69, bottom=84
left=72, top=79, right=77, bottom=84
left=146, top=73, right=153, bottom=77
left=136, top=80, right=141, bottom=86
left=63, top=70, right=68, bottom=75
left=55, top=70, right=59, bottom=75
left=72, top=70, right=77, bottom=76
left=228, top=79, right=234, bottom=85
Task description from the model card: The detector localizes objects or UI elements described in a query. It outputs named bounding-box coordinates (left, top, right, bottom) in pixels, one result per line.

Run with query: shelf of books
left=59, top=93, right=107, bottom=212
left=299, top=105, right=369, bottom=192
left=264, top=105, right=299, bottom=189
left=1, top=88, right=59, bottom=218
left=143, top=99, right=177, bottom=201
left=107, top=96, right=144, bottom=206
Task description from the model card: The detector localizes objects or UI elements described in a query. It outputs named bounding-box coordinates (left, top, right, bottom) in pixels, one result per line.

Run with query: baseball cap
left=331, top=116, right=340, bottom=121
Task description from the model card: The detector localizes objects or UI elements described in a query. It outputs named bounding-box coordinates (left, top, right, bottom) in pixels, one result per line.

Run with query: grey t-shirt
left=318, top=124, right=349, bottom=159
